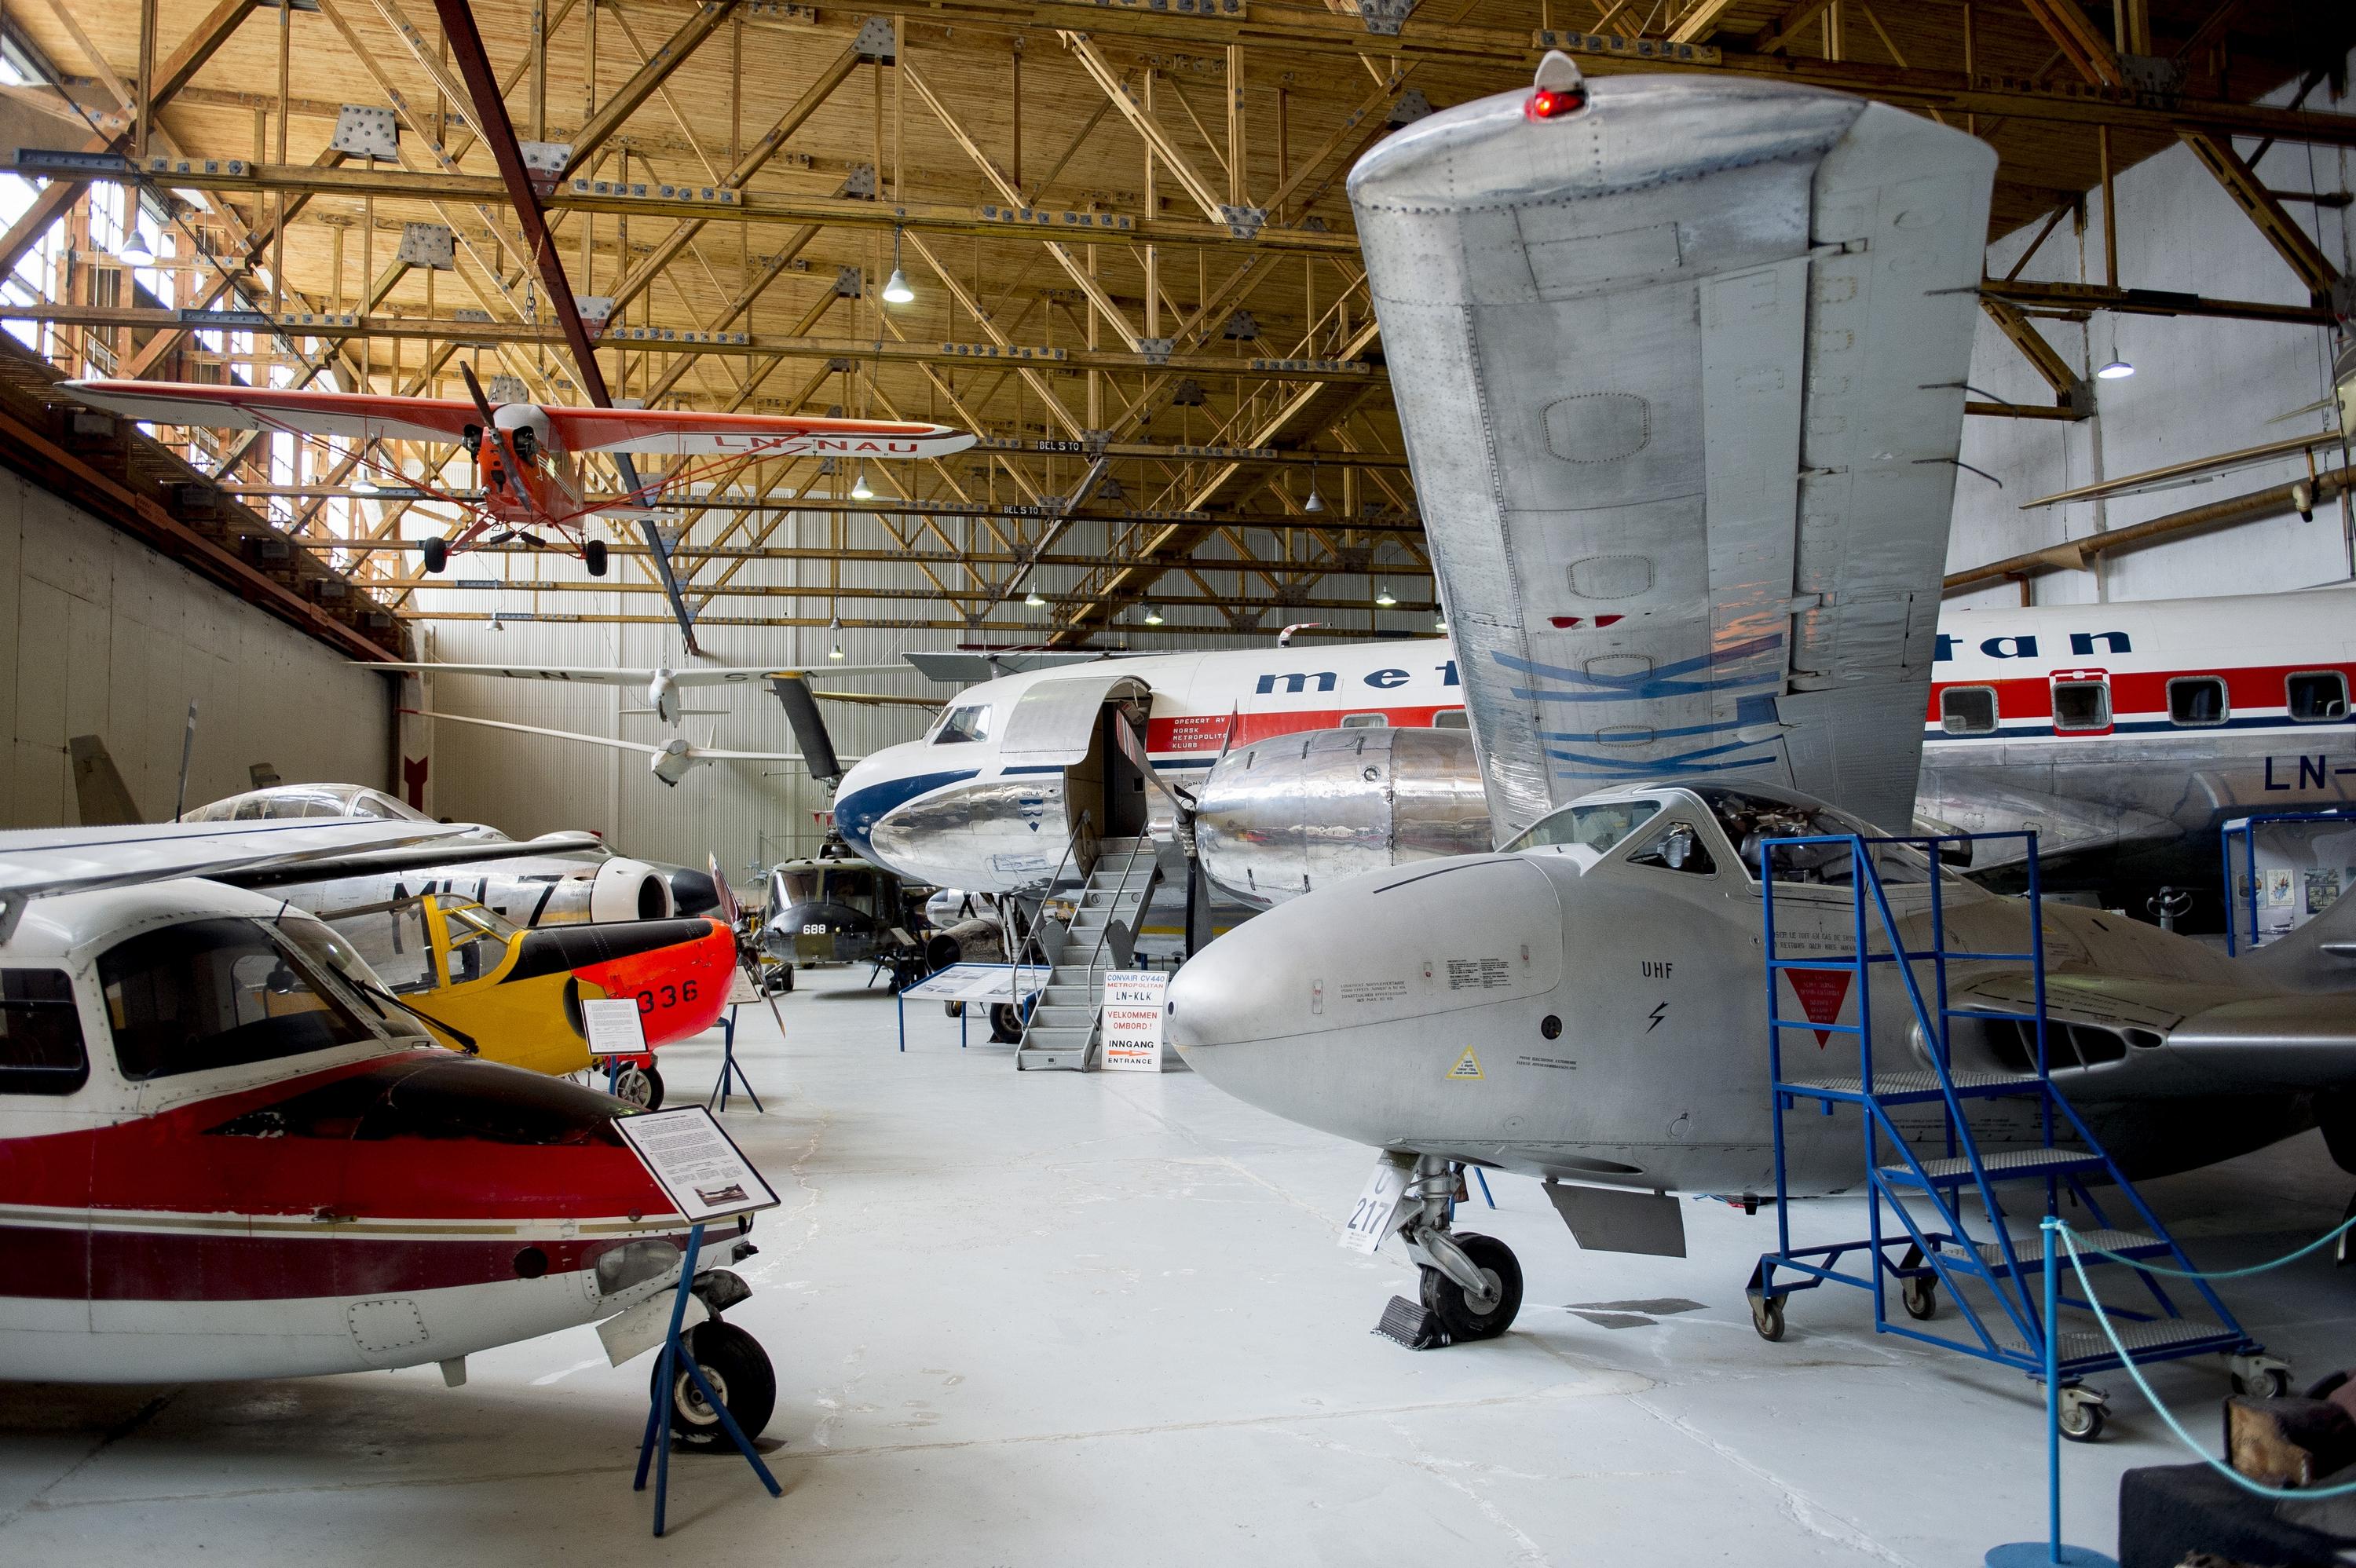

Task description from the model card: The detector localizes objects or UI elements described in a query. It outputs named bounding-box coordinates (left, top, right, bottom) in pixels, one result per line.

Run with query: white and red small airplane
left=63, top=369, right=973, bottom=577
left=0, top=818, right=770, bottom=1445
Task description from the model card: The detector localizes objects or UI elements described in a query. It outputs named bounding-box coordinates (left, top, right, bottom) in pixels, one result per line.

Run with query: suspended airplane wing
left=2019, top=429, right=2344, bottom=509
left=0, top=818, right=467, bottom=939
left=807, top=690, right=945, bottom=709
left=404, top=707, right=857, bottom=787
left=357, top=661, right=902, bottom=685
left=62, top=380, right=975, bottom=461
left=1349, top=57, right=1995, bottom=841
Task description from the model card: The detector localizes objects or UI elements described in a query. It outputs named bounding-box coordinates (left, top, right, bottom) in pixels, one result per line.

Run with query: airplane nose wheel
left=1417, top=1233, right=1524, bottom=1342
left=613, top=1062, right=666, bottom=1109
left=654, top=1321, right=776, bottom=1449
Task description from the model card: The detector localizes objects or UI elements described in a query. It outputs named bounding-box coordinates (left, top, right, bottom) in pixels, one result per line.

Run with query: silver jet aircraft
left=1165, top=60, right=2356, bottom=1346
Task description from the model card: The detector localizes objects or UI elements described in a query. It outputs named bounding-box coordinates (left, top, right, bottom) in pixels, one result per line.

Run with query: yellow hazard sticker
left=1447, top=1046, right=1483, bottom=1080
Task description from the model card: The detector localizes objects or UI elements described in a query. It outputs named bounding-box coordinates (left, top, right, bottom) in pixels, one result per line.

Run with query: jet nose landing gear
left=1374, top=1154, right=1525, bottom=1349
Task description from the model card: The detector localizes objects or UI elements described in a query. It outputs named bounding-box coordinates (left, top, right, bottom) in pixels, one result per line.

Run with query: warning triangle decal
left=1447, top=1046, right=1484, bottom=1080
left=1785, top=970, right=1853, bottom=1047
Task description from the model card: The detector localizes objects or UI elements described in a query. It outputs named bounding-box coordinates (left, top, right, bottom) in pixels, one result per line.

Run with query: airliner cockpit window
left=1691, top=787, right=1934, bottom=886
left=1502, top=798, right=1663, bottom=856
left=935, top=704, right=992, bottom=744
left=101, top=918, right=376, bottom=1081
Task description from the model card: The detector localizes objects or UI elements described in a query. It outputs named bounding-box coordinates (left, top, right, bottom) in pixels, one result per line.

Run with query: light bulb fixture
left=2096, top=359, right=2135, bottom=380
left=1024, top=589, right=1046, bottom=608
left=851, top=469, right=874, bottom=500
left=349, top=475, right=380, bottom=495
left=882, top=267, right=915, bottom=305
left=117, top=228, right=155, bottom=266
left=1303, top=459, right=1325, bottom=514
left=1434, top=615, right=1449, bottom=632
left=1375, top=583, right=1397, bottom=608
left=827, top=614, right=845, bottom=660
left=1143, top=604, right=1165, bottom=625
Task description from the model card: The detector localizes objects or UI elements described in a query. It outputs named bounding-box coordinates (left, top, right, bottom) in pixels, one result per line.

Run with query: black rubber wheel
left=1418, top=1233, right=1523, bottom=1342
left=777, top=965, right=793, bottom=993
left=989, top=1002, right=1023, bottom=1044
left=651, top=1320, right=775, bottom=1450
left=584, top=539, right=609, bottom=576
left=1901, top=1274, right=1939, bottom=1321
left=1751, top=1293, right=1787, bottom=1342
left=422, top=535, right=448, bottom=573
left=2058, top=1393, right=2106, bottom=1443
left=2233, top=1365, right=2292, bottom=1399
left=613, top=1062, right=665, bottom=1109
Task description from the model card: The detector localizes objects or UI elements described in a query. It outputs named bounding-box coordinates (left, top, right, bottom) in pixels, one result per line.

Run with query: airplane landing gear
left=613, top=1062, right=666, bottom=1109
left=1393, top=1154, right=1524, bottom=1343
left=653, top=1319, right=776, bottom=1450
left=422, top=535, right=448, bottom=573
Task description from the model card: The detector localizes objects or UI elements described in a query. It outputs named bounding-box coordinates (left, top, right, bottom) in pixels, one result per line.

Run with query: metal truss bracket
left=486, top=375, right=529, bottom=404
left=1058, top=0, right=1246, bottom=14
left=1222, top=309, right=1259, bottom=341
left=833, top=266, right=865, bottom=298
left=328, top=104, right=401, bottom=160
left=1355, top=0, right=1415, bottom=35
left=840, top=163, right=877, bottom=199
left=852, top=16, right=897, bottom=63
left=1531, top=27, right=1722, bottom=66
left=2062, top=377, right=2094, bottom=418
left=574, top=295, right=614, bottom=341
left=518, top=141, right=572, bottom=199
left=1387, top=89, right=1433, bottom=127
left=1217, top=204, right=1266, bottom=241
left=1137, top=338, right=1173, bottom=365
left=395, top=222, right=455, bottom=270
left=2116, top=53, right=2184, bottom=104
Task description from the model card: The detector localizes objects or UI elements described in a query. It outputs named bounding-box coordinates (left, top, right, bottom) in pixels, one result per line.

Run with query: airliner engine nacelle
left=1194, top=726, right=1492, bottom=908
left=584, top=857, right=675, bottom=922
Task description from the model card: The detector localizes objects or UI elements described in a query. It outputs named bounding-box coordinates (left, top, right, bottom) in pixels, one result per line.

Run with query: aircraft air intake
left=587, top=857, right=673, bottom=922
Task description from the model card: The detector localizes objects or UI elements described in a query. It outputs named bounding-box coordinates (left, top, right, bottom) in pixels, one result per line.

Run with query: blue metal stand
left=1986, top=1219, right=2118, bottom=1566
left=705, top=1005, right=766, bottom=1113
left=1749, top=828, right=2257, bottom=1387
left=632, top=1223, right=782, bottom=1536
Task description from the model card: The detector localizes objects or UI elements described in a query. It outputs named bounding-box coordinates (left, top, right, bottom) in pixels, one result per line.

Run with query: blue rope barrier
left=2058, top=1224, right=2356, bottom=1502
left=2073, top=1212, right=2356, bottom=1280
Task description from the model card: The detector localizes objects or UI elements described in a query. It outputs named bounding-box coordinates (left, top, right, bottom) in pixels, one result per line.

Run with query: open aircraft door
left=994, top=673, right=1158, bottom=856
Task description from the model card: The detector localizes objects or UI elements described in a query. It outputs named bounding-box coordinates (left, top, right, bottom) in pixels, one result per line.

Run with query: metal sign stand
left=632, top=1223, right=782, bottom=1536
left=1985, top=1218, right=2116, bottom=1567
left=706, top=1004, right=766, bottom=1113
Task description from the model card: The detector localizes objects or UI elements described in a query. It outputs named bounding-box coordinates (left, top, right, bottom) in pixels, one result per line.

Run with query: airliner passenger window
left=2168, top=677, right=2228, bottom=727
left=1941, top=687, right=1997, bottom=735
left=935, top=704, right=992, bottom=744
left=2051, top=680, right=2110, bottom=733
left=2288, top=671, right=2349, bottom=722
left=1339, top=713, right=1388, bottom=729
left=1433, top=710, right=1469, bottom=730
left=101, top=918, right=375, bottom=1080
left=0, top=969, right=87, bottom=1095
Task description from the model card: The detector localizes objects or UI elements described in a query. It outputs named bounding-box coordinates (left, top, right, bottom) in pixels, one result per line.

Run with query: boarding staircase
left=1012, top=830, right=1165, bottom=1071
left=1747, top=828, right=2264, bottom=1401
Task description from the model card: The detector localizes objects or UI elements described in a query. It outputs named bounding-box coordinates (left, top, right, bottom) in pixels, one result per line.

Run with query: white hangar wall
left=0, top=469, right=392, bottom=828
left=1948, top=61, right=2354, bottom=609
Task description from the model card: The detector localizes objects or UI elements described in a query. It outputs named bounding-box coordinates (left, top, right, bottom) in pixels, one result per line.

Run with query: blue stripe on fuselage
left=833, top=766, right=981, bottom=861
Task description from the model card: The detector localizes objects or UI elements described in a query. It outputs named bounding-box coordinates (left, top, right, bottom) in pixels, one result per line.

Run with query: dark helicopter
left=757, top=845, right=933, bottom=991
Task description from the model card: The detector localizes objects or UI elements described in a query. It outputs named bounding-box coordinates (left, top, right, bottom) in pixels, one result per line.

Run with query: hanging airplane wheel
left=1418, top=1233, right=1522, bottom=1342
left=584, top=539, right=609, bottom=576
left=989, top=1003, right=1023, bottom=1044
left=421, top=535, right=448, bottom=572
left=613, top=1062, right=665, bottom=1109
left=653, top=1321, right=776, bottom=1450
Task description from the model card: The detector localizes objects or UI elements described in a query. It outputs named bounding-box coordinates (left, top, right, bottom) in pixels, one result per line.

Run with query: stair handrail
left=1010, top=810, right=1095, bottom=1052
left=1074, top=834, right=1158, bottom=979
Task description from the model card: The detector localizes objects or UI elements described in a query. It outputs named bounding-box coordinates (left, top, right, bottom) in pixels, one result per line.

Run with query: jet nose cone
left=1169, top=856, right=1567, bottom=1137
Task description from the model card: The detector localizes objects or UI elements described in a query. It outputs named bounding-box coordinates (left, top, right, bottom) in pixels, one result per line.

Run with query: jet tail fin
left=2238, top=890, right=2356, bottom=993
left=767, top=674, right=843, bottom=788
left=68, top=735, right=145, bottom=825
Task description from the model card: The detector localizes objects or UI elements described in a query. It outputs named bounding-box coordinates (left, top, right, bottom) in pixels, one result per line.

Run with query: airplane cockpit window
left=1941, top=687, right=1997, bottom=735
left=276, top=916, right=434, bottom=1042
left=443, top=904, right=517, bottom=985
left=1690, top=787, right=1934, bottom=887
left=935, top=704, right=993, bottom=744
left=1626, top=821, right=1717, bottom=875
left=101, top=917, right=375, bottom=1081
left=325, top=901, right=438, bottom=996
left=1501, top=798, right=1663, bottom=857
left=1433, top=710, right=1470, bottom=730
left=821, top=871, right=880, bottom=917
left=0, top=968, right=89, bottom=1095
left=2289, top=671, right=2349, bottom=722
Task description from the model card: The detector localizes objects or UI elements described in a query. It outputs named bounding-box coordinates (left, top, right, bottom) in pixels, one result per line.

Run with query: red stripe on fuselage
left=1926, top=660, right=2356, bottom=724
left=1144, top=704, right=1464, bottom=755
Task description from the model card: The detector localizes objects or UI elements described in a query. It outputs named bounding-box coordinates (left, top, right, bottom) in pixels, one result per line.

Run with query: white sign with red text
left=1099, top=970, right=1169, bottom=1072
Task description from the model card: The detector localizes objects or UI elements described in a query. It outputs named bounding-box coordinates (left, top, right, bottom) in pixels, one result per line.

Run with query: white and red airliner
left=62, top=373, right=972, bottom=576
left=0, top=820, right=765, bottom=1440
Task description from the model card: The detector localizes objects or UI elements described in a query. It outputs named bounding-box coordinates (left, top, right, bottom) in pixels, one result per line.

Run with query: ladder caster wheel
left=1750, top=1293, right=1787, bottom=1343
left=2058, top=1386, right=2108, bottom=1443
left=1901, top=1274, right=1938, bottom=1321
left=2231, top=1356, right=2292, bottom=1399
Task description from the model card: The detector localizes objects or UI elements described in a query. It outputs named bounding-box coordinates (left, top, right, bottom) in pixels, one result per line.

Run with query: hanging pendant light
left=1303, top=459, right=1325, bottom=514
left=117, top=228, right=155, bottom=266
left=882, top=226, right=916, bottom=304
left=851, top=469, right=874, bottom=500
left=1143, top=604, right=1165, bottom=625
left=2096, top=359, right=2135, bottom=380
left=1024, top=588, right=1046, bottom=608
left=1375, top=583, right=1397, bottom=608
left=1434, top=615, right=1449, bottom=632
left=828, top=615, right=846, bottom=660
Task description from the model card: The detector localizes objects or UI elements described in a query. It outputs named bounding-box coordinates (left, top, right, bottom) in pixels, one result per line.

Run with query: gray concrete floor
left=4, top=964, right=2351, bottom=1566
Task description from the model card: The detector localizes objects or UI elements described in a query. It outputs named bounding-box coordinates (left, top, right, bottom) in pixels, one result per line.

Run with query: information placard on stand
left=612, top=1106, right=784, bottom=1535
left=1100, top=970, right=1169, bottom=1072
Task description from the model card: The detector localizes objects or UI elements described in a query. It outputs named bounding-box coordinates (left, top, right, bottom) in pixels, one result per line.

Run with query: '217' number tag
left=1340, top=1157, right=1413, bottom=1255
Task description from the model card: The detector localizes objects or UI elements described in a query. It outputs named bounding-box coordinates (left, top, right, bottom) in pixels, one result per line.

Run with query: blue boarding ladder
left=1746, top=828, right=2261, bottom=1401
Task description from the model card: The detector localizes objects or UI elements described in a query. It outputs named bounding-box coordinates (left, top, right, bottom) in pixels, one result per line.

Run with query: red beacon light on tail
left=1527, top=49, right=1587, bottom=120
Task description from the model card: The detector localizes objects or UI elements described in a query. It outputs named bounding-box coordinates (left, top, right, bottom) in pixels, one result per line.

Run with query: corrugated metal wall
left=0, top=470, right=392, bottom=827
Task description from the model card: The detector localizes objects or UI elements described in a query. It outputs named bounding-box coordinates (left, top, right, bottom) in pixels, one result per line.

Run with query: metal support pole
left=1985, top=1215, right=2116, bottom=1565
